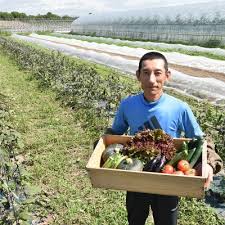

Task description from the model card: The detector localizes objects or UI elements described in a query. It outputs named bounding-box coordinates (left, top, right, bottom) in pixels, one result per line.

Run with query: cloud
left=122, top=0, right=218, bottom=9
left=0, top=0, right=222, bottom=16
left=0, top=0, right=114, bottom=15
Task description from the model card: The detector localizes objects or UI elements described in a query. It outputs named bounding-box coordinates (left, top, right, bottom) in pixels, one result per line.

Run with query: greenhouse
left=71, top=13, right=225, bottom=45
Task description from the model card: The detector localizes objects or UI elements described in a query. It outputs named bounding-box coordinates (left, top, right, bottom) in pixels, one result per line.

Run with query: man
left=106, top=52, right=223, bottom=225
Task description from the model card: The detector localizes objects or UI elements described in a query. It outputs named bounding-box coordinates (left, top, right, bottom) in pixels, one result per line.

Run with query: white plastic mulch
left=53, top=33, right=225, bottom=57
left=29, top=33, right=225, bottom=75
left=12, top=34, right=225, bottom=104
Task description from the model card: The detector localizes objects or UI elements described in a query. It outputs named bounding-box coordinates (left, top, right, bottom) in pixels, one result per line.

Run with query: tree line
left=0, top=11, right=78, bottom=20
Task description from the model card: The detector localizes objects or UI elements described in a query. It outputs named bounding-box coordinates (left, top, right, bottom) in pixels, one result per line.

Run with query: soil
left=170, top=64, right=225, bottom=83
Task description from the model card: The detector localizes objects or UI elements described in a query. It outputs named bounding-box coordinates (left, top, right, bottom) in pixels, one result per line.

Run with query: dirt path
left=170, top=64, right=225, bottom=82
left=31, top=35, right=225, bottom=83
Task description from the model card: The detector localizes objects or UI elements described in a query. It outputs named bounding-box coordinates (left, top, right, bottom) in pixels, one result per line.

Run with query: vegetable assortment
left=101, top=130, right=204, bottom=176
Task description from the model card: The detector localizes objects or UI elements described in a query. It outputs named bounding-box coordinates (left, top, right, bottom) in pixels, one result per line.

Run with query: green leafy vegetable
left=122, top=129, right=176, bottom=163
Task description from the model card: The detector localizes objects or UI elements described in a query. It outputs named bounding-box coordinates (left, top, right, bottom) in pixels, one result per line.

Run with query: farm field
left=0, top=35, right=224, bottom=224
left=13, top=33, right=225, bottom=105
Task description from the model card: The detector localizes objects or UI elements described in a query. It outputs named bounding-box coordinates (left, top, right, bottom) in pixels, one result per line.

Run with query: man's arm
left=93, top=127, right=116, bottom=149
left=206, top=136, right=223, bottom=174
left=93, top=100, right=128, bottom=149
left=93, top=127, right=120, bottom=149
left=194, top=135, right=223, bottom=189
left=104, top=127, right=119, bottom=135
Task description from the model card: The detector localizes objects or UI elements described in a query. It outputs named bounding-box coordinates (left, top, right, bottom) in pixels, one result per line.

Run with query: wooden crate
left=86, top=135, right=207, bottom=198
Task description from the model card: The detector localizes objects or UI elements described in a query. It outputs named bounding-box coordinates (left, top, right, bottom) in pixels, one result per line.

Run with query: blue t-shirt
left=112, top=93, right=204, bottom=138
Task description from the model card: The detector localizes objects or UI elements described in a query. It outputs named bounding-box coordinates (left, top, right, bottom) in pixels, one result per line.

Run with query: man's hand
left=195, top=163, right=214, bottom=189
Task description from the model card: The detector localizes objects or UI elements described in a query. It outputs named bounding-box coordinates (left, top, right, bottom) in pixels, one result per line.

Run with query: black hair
left=138, top=51, right=168, bottom=72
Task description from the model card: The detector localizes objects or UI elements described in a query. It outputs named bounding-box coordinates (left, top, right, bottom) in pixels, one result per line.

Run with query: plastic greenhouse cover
left=54, top=33, right=225, bottom=57
left=29, top=34, right=225, bottom=75
left=72, top=12, right=156, bottom=25
left=13, top=34, right=225, bottom=105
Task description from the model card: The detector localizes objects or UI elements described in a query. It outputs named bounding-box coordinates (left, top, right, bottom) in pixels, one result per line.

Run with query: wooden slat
left=86, top=138, right=104, bottom=168
left=103, top=134, right=132, bottom=146
left=88, top=168, right=205, bottom=198
left=201, top=140, right=208, bottom=178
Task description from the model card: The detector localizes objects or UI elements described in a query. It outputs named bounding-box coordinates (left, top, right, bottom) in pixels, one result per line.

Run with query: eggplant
left=117, top=158, right=144, bottom=171
left=154, top=155, right=166, bottom=172
left=143, top=158, right=155, bottom=172
left=151, top=154, right=163, bottom=172
left=143, top=154, right=161, bottom=172
left=101, top=143, right=124, bottom=162
left=187, top=138, right=198, bottom=150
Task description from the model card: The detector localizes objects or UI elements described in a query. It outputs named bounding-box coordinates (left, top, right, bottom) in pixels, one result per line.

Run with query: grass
left=0, top=30, right=11, bottom=36
left=0, top=47, right=224, bottom=224
left=45, top=32, right=225, bottom=61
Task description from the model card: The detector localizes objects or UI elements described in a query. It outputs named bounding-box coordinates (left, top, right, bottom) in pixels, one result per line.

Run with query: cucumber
left=167, top=149, right=188, bottom=166
left=186, top=147, right=196, bottom=162
left=178, top=141, right=188, bottom=153
left=189, top=138, right=204, bottom=168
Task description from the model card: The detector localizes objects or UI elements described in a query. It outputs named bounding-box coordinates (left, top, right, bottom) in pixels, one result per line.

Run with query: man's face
left=136, top=58, right=171, bottom=101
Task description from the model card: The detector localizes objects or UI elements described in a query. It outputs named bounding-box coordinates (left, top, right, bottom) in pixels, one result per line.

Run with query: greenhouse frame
left=71, top=14, right=225, bottom=45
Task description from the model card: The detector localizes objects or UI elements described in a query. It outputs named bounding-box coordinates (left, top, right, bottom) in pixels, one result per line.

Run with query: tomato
left=162, top=164, right=174, bottom=174
left=177, top=160, right=190, bottom=172
left=173, top=171, right=184, bottom=175
left=184, top=168, right=196, bottom=176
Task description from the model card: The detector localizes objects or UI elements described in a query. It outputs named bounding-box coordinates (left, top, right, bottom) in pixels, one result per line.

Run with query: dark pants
left=126, top=191, right=179, bottom=225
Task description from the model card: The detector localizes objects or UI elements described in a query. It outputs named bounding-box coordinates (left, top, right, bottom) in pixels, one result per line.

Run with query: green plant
left=179, top=198, right=225, bottom=225
left=203, top=39, right=222, bottom=48
left=0, top=30, right=11, bottom=37
left=0, top=94, right=41, bottom=224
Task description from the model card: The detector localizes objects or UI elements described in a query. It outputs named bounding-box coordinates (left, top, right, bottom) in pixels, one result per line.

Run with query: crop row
left=0, top=36, right=137, bottom=139
left=0, top=93, right=40, bottom=224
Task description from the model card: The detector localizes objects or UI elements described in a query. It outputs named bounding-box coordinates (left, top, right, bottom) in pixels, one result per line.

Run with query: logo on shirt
left=138, top=115, right=162, bottom=131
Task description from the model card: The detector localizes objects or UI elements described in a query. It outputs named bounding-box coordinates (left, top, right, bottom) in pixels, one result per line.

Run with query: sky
left=0, top=0, right=223, bottom=17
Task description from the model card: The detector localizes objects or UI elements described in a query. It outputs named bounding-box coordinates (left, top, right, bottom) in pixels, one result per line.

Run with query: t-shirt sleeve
left=180, top=103, right=204, bottom=138
left=111, top=101, right=129, bottom=135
